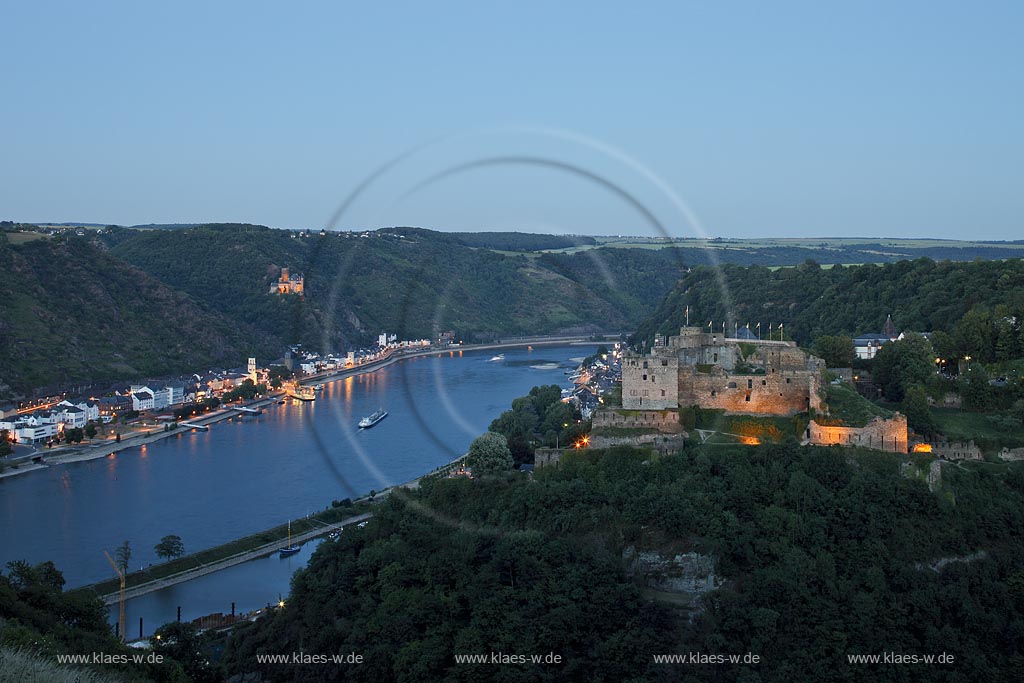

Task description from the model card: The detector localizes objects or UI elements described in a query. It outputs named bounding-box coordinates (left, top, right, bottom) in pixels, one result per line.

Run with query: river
left=0, top=345, right=595, bottom=636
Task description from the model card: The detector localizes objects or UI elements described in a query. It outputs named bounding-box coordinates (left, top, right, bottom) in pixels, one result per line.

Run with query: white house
left=853, top=334, right=894, bottom=360
left=166, top=385, right=185, bottom=405
left=151, top=388, right=171, bottom=411
left=77, top=400, right=100, bottom=422
left=56, top=401, right=93, bottom=427
left=132, top=389, right=155, bottom=412
left=57, top=405, right=87, bottom=429
left=15, top=423, right=59, bottom=444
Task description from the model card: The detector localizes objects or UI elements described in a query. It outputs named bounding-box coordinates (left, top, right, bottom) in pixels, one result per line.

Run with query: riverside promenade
left=91, top=512, right=372, bottom=606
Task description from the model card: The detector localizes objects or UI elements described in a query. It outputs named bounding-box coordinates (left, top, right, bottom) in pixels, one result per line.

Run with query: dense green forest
left=0, top=225, right=679, bottom=395
left=0, top=231, right=266, bottom=396
left=0, top=560, right=201, bottom=681
left=222, top=443, right=1024, bottom=681
left=103, top=224, right=685, bottom=355
left=633, top=258, right=1024, bottom=359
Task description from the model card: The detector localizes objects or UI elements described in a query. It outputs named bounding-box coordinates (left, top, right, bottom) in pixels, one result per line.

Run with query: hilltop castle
left=623, top=327, right=825, bottom=415
left=270, top=267, right=304, bottom=295
left=617, top=326, right=907, bottom=453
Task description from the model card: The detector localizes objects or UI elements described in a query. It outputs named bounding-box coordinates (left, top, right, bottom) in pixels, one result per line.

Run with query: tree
left=268, top=365, right=293, bottom=390
left=155, top=534, right=185, bottom=561
left=930, top=330, right=957, bottom=367
left=64, top=427, right=84, bottom=443
left=812, top=335, right=855, bottom=368
left=954, top=306, right=994, bottom=362
left=115, top=540, right=132, bottom=574
left=5, top=559, right=65, bottom=591
left=84, top=423, right=97, bottom=439
left=960, top=364, right=996, bottom=410
left=465, top=432, right=514, bottom=475
left=1011, top=400, right=1024, bottom=426
left=152, top=621, right=219, bottom=682
left=902, top=384, right=937, bottom=436
left=0, top=429, right=11, bottom=457
left=872, top=334, right=934, bottom=402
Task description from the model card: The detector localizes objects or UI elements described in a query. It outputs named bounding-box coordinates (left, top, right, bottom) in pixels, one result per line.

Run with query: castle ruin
left=617, top=326, right=908, bottom=453
left=623, top=327, right=824, bottom=415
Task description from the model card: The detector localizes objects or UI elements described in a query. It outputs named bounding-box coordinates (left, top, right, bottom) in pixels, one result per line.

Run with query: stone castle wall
left=678, top=367, right=822, bottom=416
left=1000, top=447, right=1024, bottom=462
left=592, top=409, right=684, bottom=433
left=930, top=440, right=982, bottom=461
left=808, top=414, right=908, bottom=453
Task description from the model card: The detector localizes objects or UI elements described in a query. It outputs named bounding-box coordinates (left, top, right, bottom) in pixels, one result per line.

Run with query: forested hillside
left=633, top=258, right=1024, bottom=360
left=1, top=224, right=684, bottom=395
left=0, top=232, right=266, bottom=396
left=7, top=223, right=1024, bottom=397
left=223, top=444, right=1024, bottom=682
left=105, top=224, right=687, bottom=356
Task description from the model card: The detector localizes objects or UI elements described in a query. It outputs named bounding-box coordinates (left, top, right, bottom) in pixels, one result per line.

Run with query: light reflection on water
left=0, top=346, right=594, bottom=636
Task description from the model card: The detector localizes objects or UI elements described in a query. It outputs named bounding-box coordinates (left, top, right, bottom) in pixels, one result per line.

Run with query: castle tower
left=883, top=314, right=896, bottom=338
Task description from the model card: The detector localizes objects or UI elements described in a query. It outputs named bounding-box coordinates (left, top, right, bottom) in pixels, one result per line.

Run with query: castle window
left=643, top=361, right=648, bottom=369
left=660, top=390, right=665, bottom=397
left=786, top=378, right=791, bottom=384
left=747, top=379, right=753, bottom=389
left=745, top=391, right=751, bottom=402
left=711, top=390, right=716, bottom=397
left=713, top=353, right=718, bottom=363
left=652, top=375, right=656, bottom=382
left=727, top=381, right=737, bottom=389
left=761, top=380, right=767, bottom=386
left=642, top=374, right=647, bottom=380
left=661, top=360, right=668, bottom=366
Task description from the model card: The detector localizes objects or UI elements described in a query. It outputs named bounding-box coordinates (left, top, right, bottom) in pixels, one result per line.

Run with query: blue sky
left=3, top=1, right=1022, bottom=238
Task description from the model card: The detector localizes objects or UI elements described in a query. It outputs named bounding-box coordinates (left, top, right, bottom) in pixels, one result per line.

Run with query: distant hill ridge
left=4, top=222, right=1024, bottom=397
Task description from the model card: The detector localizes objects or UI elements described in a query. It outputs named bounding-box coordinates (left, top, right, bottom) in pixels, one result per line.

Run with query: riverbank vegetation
left=0, top=561, right=189, bottom=681
left=487, top=384, right=586, bottom=464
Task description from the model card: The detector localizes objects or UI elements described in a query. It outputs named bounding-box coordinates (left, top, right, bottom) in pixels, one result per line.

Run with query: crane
left=104, top=550, right=126, bottom=641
